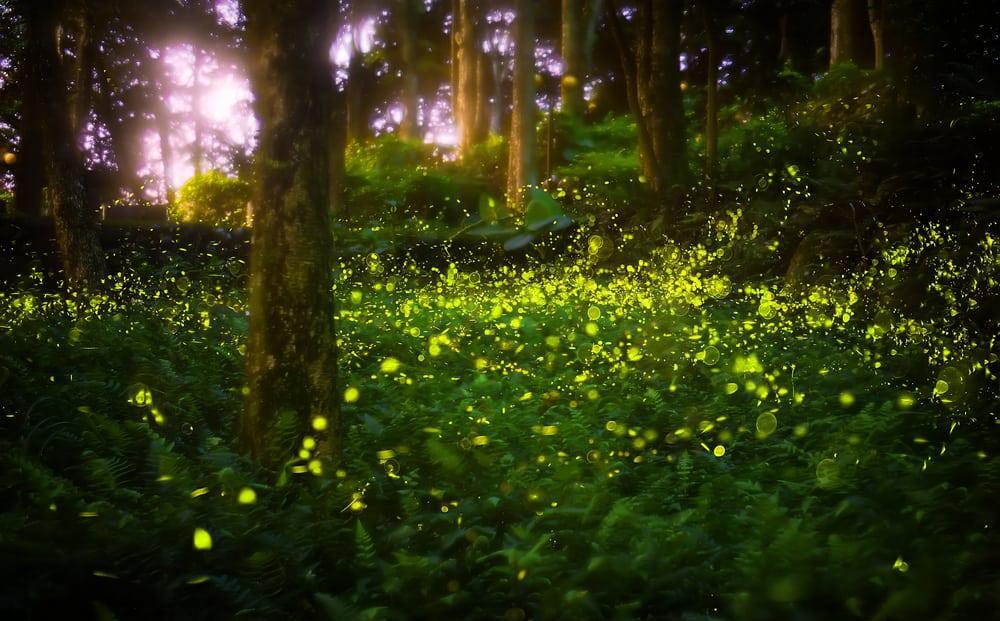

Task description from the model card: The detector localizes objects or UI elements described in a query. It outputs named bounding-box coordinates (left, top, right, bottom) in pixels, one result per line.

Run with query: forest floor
left=1, top=222, right=997, bottom=619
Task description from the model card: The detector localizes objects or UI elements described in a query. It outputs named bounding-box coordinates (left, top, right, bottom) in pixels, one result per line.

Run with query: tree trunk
left=778, top=13, right=792, bottom=66
left=867, top=0, right=886, bottom=71
left=346, top=52, right=366, bottom=143
left=473, top=48, right=492, bottom=139
left=191, top=48, right=205, bottom=175
left=582, top=0, right=603, bottom=75
left=604, top=0, right=658, bottom=193
left=640, top=0, right=686, bottom=205
left=704, top=1, right=720, bottom=183
left=456, top=0, right=483, bottom=152
left=27, top=0, right=105, bottom=288
left=154, top=94, right=176, bottom=204
left=506, top=0, right=537, bottom=208
left=561, top=0, right=585, bottom=118
left=243, top=0, right=340, bottom=467
left=396, top=0, right=420, bottom=139
left=66, top=7, right=95, bottom=146
left=830, top=0, right=858, bottom=67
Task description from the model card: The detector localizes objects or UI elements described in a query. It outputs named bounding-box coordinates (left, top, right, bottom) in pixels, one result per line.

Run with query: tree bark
left=604, top=0, right=658, bottom=191
left=867, top=0, right=886, bottom=71
left=830, top=0, right=858, bottom=67
left=396, top=0, right=420, bottom=139
left=243, top=0, right=339, bottom=466
left=704, top=1, right=720, bottom=183
left=506, top=0, right=538, bottom=208
left=561, top=0, right=585, bottom=118
left=473, top=47, right=492, bottom=139
left=154, top=93, right=176, bottom=204
left=639, top=0, right=686, bottom=205
left=456, top=0, right=483, bottom=152
left=346, top=52, right=366, bottom=143
left=26, top=0, right=105, bottom=288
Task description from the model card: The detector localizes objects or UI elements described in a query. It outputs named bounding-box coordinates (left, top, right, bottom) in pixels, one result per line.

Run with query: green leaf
left=524, top=188, right=569, bottom=231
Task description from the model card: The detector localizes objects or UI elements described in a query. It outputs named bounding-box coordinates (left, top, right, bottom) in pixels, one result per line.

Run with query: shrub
left=345, top=135, right=493, bottom=225
left=169, top=171, right=252, bottom=228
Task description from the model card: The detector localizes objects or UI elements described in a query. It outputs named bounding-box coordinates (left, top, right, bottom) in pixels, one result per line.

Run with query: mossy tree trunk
left=505, top=0, right=537, bottom=208
left=243, top=0, right=339, bottom=467
left=26, top=0, right=105, bottom=288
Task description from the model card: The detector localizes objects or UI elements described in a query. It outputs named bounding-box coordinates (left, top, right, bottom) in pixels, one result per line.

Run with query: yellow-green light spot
left=193, top=528, right=213, bottom=551
left=238, top=487, right=257, bottom=505
left=380, top=357, right=402, bottom=374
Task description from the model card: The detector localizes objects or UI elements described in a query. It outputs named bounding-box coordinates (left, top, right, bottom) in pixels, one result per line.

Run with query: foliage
left=169, top=171, right=252, bottom=228
left=345, top=135, right=493, bottom=225
left=1, top=206, right=998, bottom=618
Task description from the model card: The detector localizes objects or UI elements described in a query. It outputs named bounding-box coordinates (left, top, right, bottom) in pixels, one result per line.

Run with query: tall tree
left=24, top=0, right=105, bottom=288
left=866, top=0, right=886, bottom=71
left=561, top=0, right=603, bottom=119
left=703, top=0, right=723, bottom=183
left=455, top=0, right=485, bottom=152
left=395, top=0, right=421, bottom=140
left=561, top=0, right=586, bottom=118
left=506, top=0, right=537, bottom=207
left=830, top=0, right=859, bottom=66
left=242, top=0, right=339, bottom=466
left=607, top=0, right=687, bottom=210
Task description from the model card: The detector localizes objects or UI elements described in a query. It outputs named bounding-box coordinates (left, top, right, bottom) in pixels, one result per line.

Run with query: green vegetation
left=170, top=171, right=252, bottom=228
left=2, top=196, right=998, bottom=617
left=2, top=0, right=998, bottom=618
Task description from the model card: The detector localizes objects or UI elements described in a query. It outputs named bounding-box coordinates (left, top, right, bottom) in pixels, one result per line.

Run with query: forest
left=0, top=0, right=998, bottom=618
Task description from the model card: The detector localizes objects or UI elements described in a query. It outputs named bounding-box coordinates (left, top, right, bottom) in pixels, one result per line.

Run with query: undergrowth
left=1, top=211, right=997, bottom=620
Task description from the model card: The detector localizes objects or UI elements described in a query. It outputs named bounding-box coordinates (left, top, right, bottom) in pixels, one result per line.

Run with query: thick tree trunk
left=396, top=0, right=420, bottom=139
left=867, top=0, right=886, bottom=71
left=243, top=0, right=340, bottom=466
left=66, top=8, right=95, bottom=146
left=830, top=0, right=858, bottom=67
left=704, top=2, right=720, bottom=183
left=27, top=0, right=105, bottom=288
left=456, top=0, right=483, bottom=152
left=640, top=0, right=686, bottom=205
left=506, top=0, right=537, bottom=208
left=582, top=0, right=603, bottom=74
left=561, top=0, right=585, bottom=118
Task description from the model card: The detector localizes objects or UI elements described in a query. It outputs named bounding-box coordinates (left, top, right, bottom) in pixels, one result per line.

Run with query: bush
left=169, top=171, right=252, bottom=228
left=345, top=135, right=493, bottom=225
